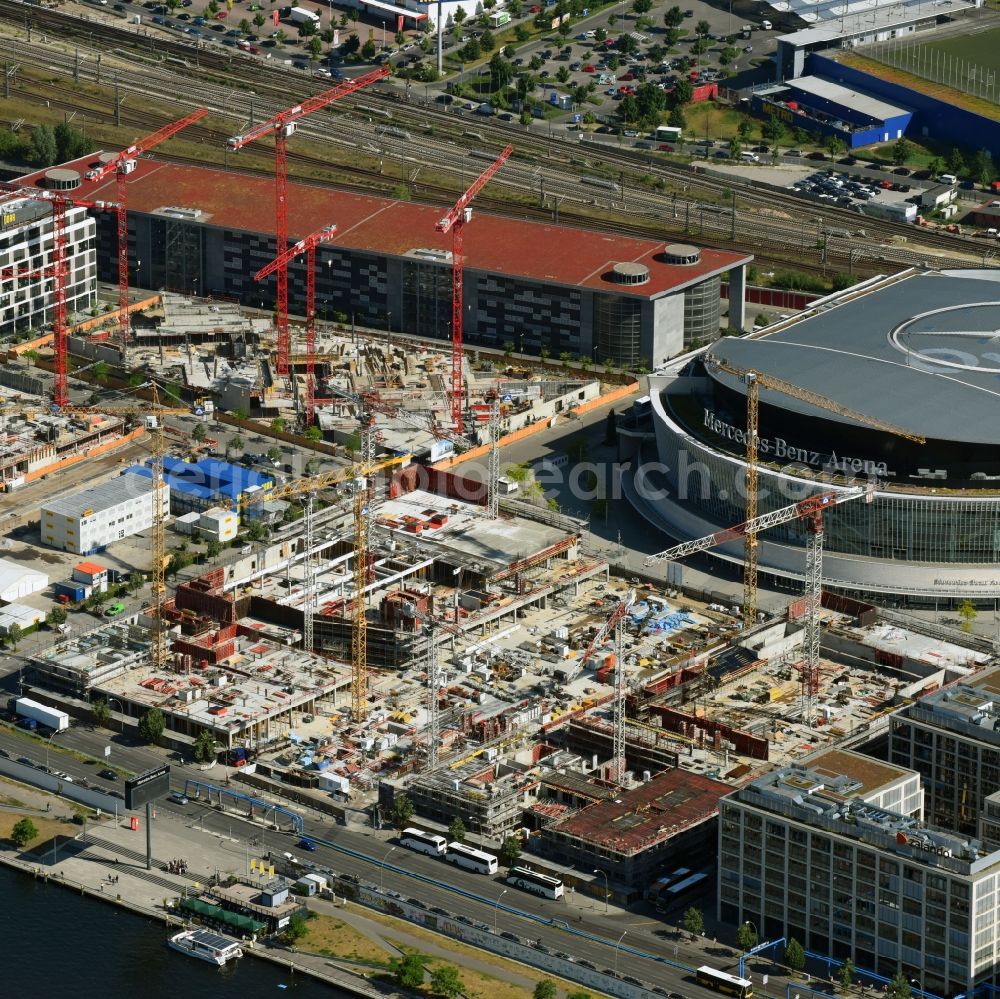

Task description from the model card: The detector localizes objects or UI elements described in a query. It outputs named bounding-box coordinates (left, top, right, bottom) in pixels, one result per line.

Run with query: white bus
left=445, top=842, right=498, bottom=874
left=655, top=125, right=683, bottom=142
left=506, top=866, right=564, bottom=899
left=400, top=828, right=448, bottom=857
left=696, top=966, right=753, bottom=998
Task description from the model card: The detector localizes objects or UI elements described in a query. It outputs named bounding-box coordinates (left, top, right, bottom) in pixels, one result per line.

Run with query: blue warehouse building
left=752, top=74, right=912, bottom=149
left=125, top=457, right=273, bottom=516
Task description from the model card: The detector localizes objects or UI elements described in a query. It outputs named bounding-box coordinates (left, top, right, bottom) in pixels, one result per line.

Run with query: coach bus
left=656, top=871, right=708, bottom=911
left=506, top=866, right=564, bottom=899
left=445, top=842, right=499, bottom=874
left=399, top=828, right=448, bottom=857
left=696, top=966, right=753, bottom=998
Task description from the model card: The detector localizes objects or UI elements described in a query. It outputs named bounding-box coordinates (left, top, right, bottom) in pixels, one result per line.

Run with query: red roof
left=74, top=561, right=107, bottom=576
left=21, top=156, right=750, bottom=298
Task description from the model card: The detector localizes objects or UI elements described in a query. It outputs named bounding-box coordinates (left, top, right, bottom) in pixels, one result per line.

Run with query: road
left=0, top=718, right=801, bottom=998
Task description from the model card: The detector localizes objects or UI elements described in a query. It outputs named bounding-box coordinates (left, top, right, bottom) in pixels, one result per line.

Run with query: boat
left=168, top=928, right=244, bottom=966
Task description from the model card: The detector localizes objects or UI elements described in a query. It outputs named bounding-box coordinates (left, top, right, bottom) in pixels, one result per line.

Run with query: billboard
left=125, top=764, right=171, bottom=810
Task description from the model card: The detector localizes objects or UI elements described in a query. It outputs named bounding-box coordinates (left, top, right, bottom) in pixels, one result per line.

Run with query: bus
left=445, top=842, right=498, bottom=874
left=400, top=828, right=448, bottom=857
left=656, top=871, right=708, bottom=911
left=696, top=966, right=753, bottom=998
left=655, top=125, right=683, bottom=142
left=506, top=866, right=564, bottom=900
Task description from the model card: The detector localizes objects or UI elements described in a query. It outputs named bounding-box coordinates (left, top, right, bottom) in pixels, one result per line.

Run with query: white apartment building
left=41, top=475, right=169, bottom=555
left=717, top=747, right=1000, bottom=997
left=0, top=192, right=97, bottom=337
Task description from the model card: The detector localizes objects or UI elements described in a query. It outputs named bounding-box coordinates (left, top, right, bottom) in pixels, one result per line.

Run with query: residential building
left=716, top=747, right=1000, bottom=996
left=40, top=475, right=169, bottom=554
left=0, top=187, right=97, bottom=337
left=890, top=670, right=1000, bottom=837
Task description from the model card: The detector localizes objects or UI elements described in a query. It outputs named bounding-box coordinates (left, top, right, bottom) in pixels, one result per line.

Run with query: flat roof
left=42, top=474, right=159, bottom=519
left=798, top=747, right=911, bottom=800
left=20, top=156, right=750, bottom=300
left=706, top=270, right=1000, bottom=445
left=791, top=74, right=909, bottom=121
left=549, top=768, right=725, bottom=854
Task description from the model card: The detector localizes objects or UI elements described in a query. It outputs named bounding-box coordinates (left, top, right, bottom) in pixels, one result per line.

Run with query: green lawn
left=889, top=25, right=1000, bottom=77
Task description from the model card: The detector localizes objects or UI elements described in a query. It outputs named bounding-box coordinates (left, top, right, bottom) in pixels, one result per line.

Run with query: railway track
left=0, top=2, right=982, bottom=273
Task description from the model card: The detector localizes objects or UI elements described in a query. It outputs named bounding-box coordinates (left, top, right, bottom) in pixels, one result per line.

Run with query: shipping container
left=15, top=697, right=69, bottom=732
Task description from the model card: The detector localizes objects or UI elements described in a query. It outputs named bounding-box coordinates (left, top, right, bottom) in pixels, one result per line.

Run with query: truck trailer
left=15, top=697, right=70, bottom=733
left=288, top=6, right=320, bottom=26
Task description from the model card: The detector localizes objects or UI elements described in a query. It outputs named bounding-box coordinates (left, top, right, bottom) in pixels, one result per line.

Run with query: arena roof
left=706, top=270, right=1000, bottom=445
left=790, top=75, right=909, bottom=122
left=20, top=157, right=749, bottom=299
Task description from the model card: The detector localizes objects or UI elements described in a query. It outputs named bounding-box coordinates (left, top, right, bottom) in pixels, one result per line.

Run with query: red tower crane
left=227, top=68, right=389, bottom=376
left=84, top=109, right=209, bottom=346
left=2, top=187, right=119, bottom=407
left=254, top=223, right=338, bottom=426
left=435, top=145, right=513, bottom=435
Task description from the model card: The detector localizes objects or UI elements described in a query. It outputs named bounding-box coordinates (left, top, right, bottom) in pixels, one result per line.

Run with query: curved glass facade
left=684, top=275, right=721, bottom=346
left=594, top=293, right=643, bottom=368
left=653, top=391, right=1000, bottom=566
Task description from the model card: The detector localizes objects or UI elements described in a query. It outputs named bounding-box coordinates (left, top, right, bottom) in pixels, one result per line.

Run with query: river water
left=1, top=863, right=342, bottom=996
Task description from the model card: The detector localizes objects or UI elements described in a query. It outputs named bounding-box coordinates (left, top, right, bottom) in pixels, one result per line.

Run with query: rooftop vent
left=44, top=168, right=81, bottom=191
left=611, top=261, right=650, bottom=285
left=159, top=206, right=203, bottom=221
left=662, top=243, right=701, bottom=265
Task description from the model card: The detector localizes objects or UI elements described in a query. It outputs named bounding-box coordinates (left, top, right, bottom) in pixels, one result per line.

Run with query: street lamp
left=493, top=888, right=508, bottom=932
left=380, top=844, right=397, bottom=892
left=106, top=696, right=125, bottom=734
left=614, top=929, right=628, bottom=976
left=593, top=868, right=609, bottom=913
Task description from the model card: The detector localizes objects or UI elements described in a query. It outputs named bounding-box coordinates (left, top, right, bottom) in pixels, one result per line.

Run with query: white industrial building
left=0, top=558, right=49, bottom=602
left=0, top=182, right=97, bottom=337
left=172, top=506, right=239, bottom=544
left=41, top=475, right=169, bottom=555
left=0, top=602, right=46, bottom=636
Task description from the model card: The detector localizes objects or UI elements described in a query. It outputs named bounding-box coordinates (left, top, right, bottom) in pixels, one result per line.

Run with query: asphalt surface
left=0, top=718, right=803, bottom=998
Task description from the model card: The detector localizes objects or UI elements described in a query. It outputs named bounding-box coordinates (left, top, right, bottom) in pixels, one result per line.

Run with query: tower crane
left=83, top=109, right=209, bottom=347
left=435, top=145, right=513, bottom=434
left=706, top=354, right=926, bottom=632
left=226, top=69, right=389, bottom=375
left=2, top=185, right=120, bottom=407
left=580, top=589, right=636, bottom=784
left=243, top=450, right=408, bottom=719
left=644, top=487, right=877, bottom=722
left=253, top=223, right=338, bottom=426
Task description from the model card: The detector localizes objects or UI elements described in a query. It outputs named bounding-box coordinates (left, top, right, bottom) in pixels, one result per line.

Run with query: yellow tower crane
left=706, top=356, right=926, bottom=631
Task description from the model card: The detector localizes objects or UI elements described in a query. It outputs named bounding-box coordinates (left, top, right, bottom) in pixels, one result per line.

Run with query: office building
left=0, top=186, right=97, bottom=337
left=716, top=747, right=1000, bottom=995
left=41, top=475, right=169, bottom=555
left=890, top=669, right=1000, bottom=837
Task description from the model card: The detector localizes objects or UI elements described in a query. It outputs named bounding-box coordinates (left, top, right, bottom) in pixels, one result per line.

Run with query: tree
left=480, top=28, right=495, bottom=51
left=633, top=0, right=652, bottom=11
left=390, top=793, right=414, bottom=830
left=137, top=707, right=166, bottom=744
left=238, top=17, right=251, bottom=34
left=308, top=36, right=324, bottom=59
left=228, top=433, right=244, bottom=457
left=491, top=51, right=514, bottom=90
left=193, top=729, right=217, bottom=763
left=7, top=624, right=22, bottom=650
left=972, top=147, right=993, bottom=188
left=127, top=572, right=144, bottom=594
left=266, top=446, right=282, bottom=464
left=567, top=994, right=592, bottom=999
left=462, top=36, right=482, bottom=60
left=728, top=137, right=742, bottom=160
left=92, top=699, right=112, bottom=727
left=736, top=921, right=758, bottom=951
left=534, top=981, right=557, bottom=999
left=668, top=105, right=686, bottom=129
left=343, top=32, right=360, bottom=54
left=47, top=605, right=68, bottom=627
left=892, top=137, right=912, bottom=166
left=737, top=117, right=753, bottom=142
left=499, top=835, right=522, bottom=868
left=664, top=4, right=684, bottom=26
left=284, top=912, right=309, bottom=943
left=192, top=422, right=207, bottom=444
left=958, top=599, right=977, bottom=633
left=448, top=816, right=467, bottom=842
left=682, top=906, right=705, bottom=936
left=54, top=122, right=94, bottom=162
left=206, top=539, right=222, bottom=558
left=362, top=38, right=377, bottom=59
left=394, top=953, right=427, bottom=989
left=695, top=18, right=710, bottom=37
left=10, top=817, right=38, bottom=849
left=557, top=65, right=571, bottom=84
left=304, top=425, right=323, bottom=442
left=245, top=521, right=267, bottom=543
left=761, top=116, right=784, bottom=144
left=784, top=937, right=806, bottom=973
left=671, top=77, right=693, bottom=106
left=431, top=965, right=464, bottom=999
left=886, top=973, right=912, bottom=999
left=28, top=124, right=58, bottom=167
left=253, top=11, right=265, bottom=27
left=947, top=146, right=966, bottom=177
left=395, top=29, right=406, bottom=46
left=838, top=958, right=856, bottom=993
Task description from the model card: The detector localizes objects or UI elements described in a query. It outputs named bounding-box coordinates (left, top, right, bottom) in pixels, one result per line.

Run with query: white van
left=938, top=173, right=958, bottom=185
left=740, top=151, right=760, bottom=163
left=761, top=19, right=772, bottom=29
